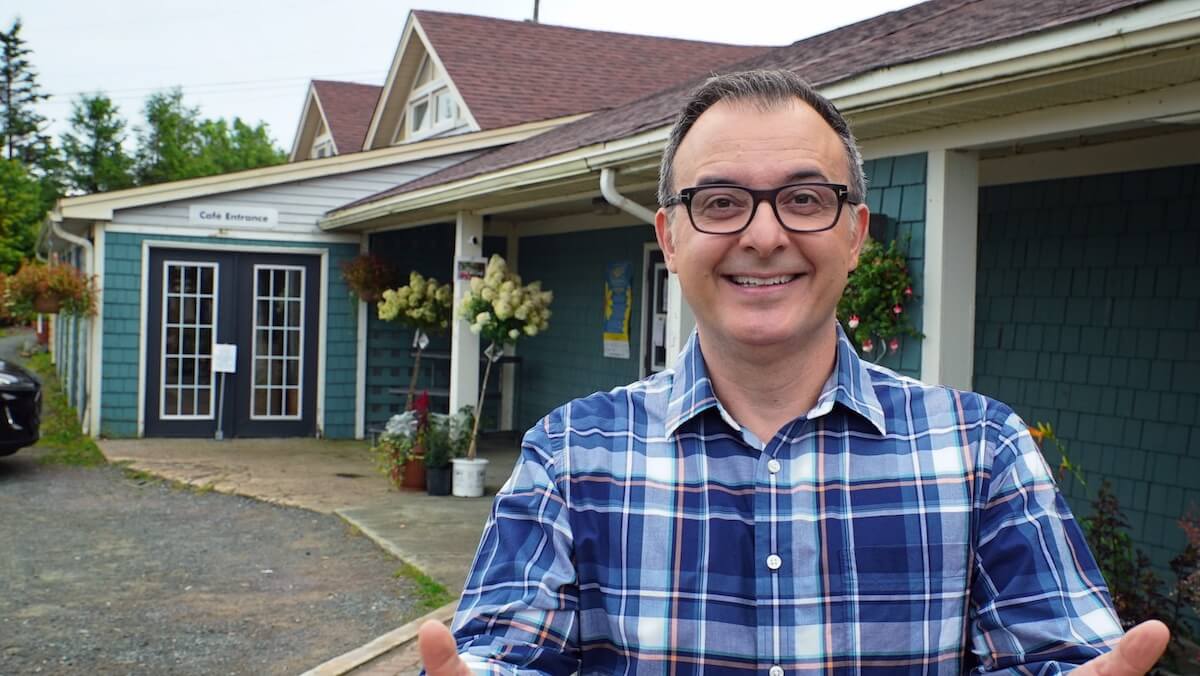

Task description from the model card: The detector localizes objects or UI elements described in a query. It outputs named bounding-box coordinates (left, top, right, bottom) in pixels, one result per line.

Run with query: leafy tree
left=136, top=89, right=285, bottom=185
left=0, top=158, right=43, bottom=273
left=60, top=94, right=134, bottom=193
left=0, top=18, right=49, bottom=164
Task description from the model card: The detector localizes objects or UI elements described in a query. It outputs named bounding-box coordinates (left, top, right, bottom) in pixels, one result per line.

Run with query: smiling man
left=420, top=70, right=1168, bottom=675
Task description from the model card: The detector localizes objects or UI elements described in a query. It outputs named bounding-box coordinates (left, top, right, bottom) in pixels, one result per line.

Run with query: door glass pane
left=251, top=265, right=306, bottom=419
left=161, top=262, right=218, bottom=420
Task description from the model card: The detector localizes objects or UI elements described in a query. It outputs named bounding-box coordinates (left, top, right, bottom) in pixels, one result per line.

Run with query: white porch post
left=921, top=148, right=979, bottom=389
left=499, top=223, right=519, bottom=432
left=354, top=233, right=368, bottom=439
left=664, top=275, right=695, bottom=367
left=450, top=212, right=483, bottom=416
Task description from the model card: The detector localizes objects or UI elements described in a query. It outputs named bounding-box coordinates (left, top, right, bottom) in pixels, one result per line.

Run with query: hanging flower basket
left=341, top=253, right=398, bottom=304
left=32, top=294, right=62, bottom=314
left=2, top=262, right=95, bottom=320
left=837, top=238, right=922, bottom=362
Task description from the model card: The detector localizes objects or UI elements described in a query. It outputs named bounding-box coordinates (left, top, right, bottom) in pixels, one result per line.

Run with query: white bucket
left=451, top=457, right=490, bottom=498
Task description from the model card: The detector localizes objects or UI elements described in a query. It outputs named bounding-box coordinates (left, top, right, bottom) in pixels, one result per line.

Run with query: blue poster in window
left=603, top=261, right=632, bottom=359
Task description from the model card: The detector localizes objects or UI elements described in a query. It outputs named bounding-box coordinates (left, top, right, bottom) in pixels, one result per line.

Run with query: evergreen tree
left=0, top=19, right=50, bottom=165
left=0, top=158, right=43, bottom=273
left=60, top=94, right=134, bottom=193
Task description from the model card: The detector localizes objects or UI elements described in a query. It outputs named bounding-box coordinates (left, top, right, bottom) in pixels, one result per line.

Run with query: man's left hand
left=1075, top=620, right=1170, bottom=675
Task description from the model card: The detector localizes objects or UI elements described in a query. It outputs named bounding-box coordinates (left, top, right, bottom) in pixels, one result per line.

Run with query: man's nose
left=739, top=198, right=789, bottom=255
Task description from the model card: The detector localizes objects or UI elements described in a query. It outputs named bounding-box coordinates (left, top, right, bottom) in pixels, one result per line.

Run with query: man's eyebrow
left=691, top=169, right=831, bottom=187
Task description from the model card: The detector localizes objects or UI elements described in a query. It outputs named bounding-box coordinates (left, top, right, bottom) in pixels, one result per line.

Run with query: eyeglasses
left=663, top=182, right=858, bottom=234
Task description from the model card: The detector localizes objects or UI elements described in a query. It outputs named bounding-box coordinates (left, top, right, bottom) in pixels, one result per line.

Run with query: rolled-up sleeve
left=450, top=416, right=581, bottom=675
left=969, top=405, right=1124, bottom=674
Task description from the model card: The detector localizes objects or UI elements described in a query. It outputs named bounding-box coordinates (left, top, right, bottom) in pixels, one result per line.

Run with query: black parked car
left=0, top=359, right=41, bottom=455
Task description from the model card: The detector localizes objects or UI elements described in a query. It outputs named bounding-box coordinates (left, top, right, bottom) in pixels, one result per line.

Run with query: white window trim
left=159, top=260, right=219, bottom=421
left=249, top=263, right=306, bottom=422
left=406, top=68, right=459, bottom=141
left=311, top=133, right=334, bottom=159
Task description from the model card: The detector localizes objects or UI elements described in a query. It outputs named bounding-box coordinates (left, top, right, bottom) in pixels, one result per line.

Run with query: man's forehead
left=674, top=99, right=844, bottom=182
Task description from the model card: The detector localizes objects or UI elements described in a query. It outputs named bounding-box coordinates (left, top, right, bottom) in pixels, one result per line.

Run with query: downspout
left=599, top=167, right=656, bottom=224
left=47, top=216, right=94, bottom=433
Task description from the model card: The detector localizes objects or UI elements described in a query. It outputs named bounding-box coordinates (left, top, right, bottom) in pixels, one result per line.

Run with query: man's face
left=654, top=99, right=869, bottom=353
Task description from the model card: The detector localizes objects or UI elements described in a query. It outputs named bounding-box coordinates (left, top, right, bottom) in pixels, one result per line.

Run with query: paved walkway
left=98, top=434, right=521, bottom=673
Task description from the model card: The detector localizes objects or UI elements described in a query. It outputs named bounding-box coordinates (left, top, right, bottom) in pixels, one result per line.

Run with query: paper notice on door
left=213, top=344, right=237, bottom=373
left=653, top=315, right=666, bottom=346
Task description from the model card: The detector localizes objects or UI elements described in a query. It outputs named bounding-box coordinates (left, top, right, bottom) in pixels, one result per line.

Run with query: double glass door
left=145, top=249, right=319, bottom=437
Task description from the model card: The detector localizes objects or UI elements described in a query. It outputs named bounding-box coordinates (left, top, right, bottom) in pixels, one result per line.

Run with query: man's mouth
left=725, top=274, right=800, bottom=288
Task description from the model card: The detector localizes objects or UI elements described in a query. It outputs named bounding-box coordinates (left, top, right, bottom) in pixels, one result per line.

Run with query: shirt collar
left=663, top=324, right=888, bottom=438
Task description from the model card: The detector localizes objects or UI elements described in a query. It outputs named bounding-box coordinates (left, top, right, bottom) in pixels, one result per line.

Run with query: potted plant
left=837, top=238, right=922, bottom=362
left=340, top=253, right=397, bottom=304
left=453, top=254, right=553, bottom=497
left=369, top=393, right=431, bottom=490
left=377, top=271, right=453, bottom=410
left=3, top=261, right=95, bottom=320
left=424, top=406, right=473, bottom=496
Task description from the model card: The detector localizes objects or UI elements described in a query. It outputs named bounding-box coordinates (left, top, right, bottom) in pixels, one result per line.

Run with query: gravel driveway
left=0, top=446, right=421, bottom=675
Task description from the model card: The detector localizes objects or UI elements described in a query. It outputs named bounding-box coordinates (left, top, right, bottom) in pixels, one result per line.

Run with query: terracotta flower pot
left=401, top=456, right=426, bottom=490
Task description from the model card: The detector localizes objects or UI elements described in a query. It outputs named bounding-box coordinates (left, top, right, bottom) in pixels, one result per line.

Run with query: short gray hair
left=657, top=70, right=866, bottom=208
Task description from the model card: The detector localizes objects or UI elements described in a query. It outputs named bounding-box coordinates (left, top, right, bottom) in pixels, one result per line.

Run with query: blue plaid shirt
left=451, top=327, right=1122, bottom=674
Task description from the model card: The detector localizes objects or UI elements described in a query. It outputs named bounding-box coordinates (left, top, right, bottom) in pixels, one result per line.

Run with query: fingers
left=418, top=620, right=471, bottom=676
left=1078, top=620, right=1171, bottom=676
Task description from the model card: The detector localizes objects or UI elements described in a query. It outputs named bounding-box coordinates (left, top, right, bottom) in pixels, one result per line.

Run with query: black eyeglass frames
left=663, top=182, right=859, bottom=234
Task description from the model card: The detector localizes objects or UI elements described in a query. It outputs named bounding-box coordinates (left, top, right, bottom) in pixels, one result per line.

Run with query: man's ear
left=846, top=203, right=870, bottom=272
left=654, top=207, right=678, bottom=273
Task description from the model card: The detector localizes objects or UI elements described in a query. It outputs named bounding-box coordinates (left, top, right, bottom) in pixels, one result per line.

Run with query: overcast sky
left=6, top=0, right=923, bottom=150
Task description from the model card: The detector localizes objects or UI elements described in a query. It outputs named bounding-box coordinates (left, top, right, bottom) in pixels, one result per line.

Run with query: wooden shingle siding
left=974, top=163, right=1200, bottom=569
left=862, top=153, right=926, bottom=378
left=514, top=224, right=657, bottom=432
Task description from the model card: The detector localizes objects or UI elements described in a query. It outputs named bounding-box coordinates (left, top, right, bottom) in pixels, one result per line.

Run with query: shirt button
left=767, top=458, right=782, bottom=473
left=766, top=554, right=782, bottom=571
left=769, top=666, right=785, bottom=676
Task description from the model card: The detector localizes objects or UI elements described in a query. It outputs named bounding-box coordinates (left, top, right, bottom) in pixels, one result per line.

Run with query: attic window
left=405, top=55, right=459, bottom=140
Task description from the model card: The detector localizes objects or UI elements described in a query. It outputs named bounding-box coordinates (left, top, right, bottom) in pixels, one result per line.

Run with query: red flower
left=861, top=339, right=874, bottom=353
left=848, top=315, right=860, bottom=329
left=904, top=286, right=913, bottom=297
left=888, top=338, right=900, bottom=352
left=892, top=304, right=903, bottom=315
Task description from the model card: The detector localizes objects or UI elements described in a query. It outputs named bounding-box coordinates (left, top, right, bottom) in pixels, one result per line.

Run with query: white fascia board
left=55, top=120, right=566, bottom=223
left=410, top=19, right=481, bottom=134
left=363, top=14, right=420, bottom=150
left=861, top=78, right=1200, bottom=159
left=288, top=85, right=321, bottom=162
left=824, top=0, right=1200, bottom=111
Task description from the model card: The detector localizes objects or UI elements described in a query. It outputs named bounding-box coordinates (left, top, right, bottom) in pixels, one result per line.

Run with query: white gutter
left=599, top=168, right=656, bottom=224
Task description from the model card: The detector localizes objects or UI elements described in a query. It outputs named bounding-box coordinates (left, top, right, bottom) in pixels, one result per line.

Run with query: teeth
left=730, top=275, right=796, bottom=287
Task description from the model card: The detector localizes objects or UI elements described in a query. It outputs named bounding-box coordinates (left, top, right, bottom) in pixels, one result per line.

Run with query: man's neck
left=699, top=323, right=839, bottom=445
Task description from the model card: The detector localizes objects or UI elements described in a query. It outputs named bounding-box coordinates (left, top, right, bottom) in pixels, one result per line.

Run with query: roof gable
left=290, top=80, right=381, bottom=161
left=349, top=0, right=1160, bottom=206
left=361, top=10, right=768, bottom=151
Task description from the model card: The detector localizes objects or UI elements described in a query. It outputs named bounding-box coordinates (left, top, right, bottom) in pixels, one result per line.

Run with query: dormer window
left=405, top=55, right=459, bottom=140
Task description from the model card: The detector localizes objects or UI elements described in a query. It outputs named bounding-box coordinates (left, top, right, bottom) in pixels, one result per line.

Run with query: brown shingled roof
left=311, top=80, right=383, bottom=154
left=346, top=0, right=1154, bottom=209
left=413, top=10, right=770, bottom=131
